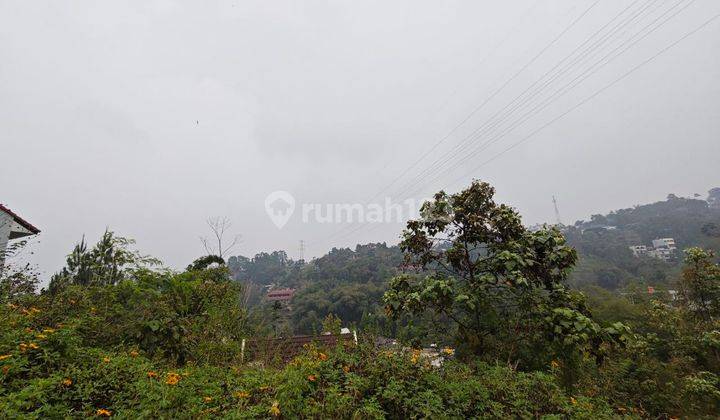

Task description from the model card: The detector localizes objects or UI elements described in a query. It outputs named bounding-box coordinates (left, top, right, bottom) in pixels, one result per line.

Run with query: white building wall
left=0, top=211, right=12, bottom=265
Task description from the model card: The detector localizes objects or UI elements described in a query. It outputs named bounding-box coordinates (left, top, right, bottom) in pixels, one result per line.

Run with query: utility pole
left=552, top=196, right=562, bottom=226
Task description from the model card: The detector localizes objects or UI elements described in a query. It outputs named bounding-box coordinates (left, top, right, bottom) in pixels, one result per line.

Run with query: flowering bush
left=0, top=300, right=614, bottom=418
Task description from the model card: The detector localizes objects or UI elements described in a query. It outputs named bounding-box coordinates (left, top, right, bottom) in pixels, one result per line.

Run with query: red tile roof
left=267, top=288, right=295, bottom=301
left=0, top=204, right=40, bottom=234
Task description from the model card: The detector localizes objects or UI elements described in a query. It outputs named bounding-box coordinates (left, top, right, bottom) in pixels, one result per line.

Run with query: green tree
left=679, top=247, right=720, bottom=321
left=48, top=230, right=160, bottom=292
left=384, top=181, right=623, bottom=370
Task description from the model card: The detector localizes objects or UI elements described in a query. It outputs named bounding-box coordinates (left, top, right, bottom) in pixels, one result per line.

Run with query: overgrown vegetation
left=1, top=181, right=719, bottom=418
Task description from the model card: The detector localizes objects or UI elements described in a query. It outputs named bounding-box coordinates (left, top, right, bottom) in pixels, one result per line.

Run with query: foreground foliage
left=0, top=296, right=614, bottom=418
left=1, top=181, right=719, bottom=417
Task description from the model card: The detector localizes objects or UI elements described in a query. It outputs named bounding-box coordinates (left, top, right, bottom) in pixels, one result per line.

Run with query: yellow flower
left=343, top=365, right=350, bottom=373
left=147, top=371, right=158, bottom=378
left=570, top=397, right=577, bottom=405
left=269, top=401, right=281, bottom=417
left=442, top=347, right=455, bottom=356
left=43, top=328, right=56, bottom=333
left=62, top=378, right=72, bottom=386
left=235, top=391, right=250, bottom=398
left=550, top=360, right=560, bottom=369
left=36, top=334, right=47, bottom=339
left=318, top=352, right=328, bottom=361
left=203, top=396, right=213, bottom=402
left=102, top=357, right=110, bottom=363
left=129, top=350, right=139, bottom=357
left=165, top=372, right=181, bottom=385
left=0, top=354, right=12, bottom=361
left=410, top=349, right=421, bottom=364
left=96, top=408, right=112, bottom=417
left=28, top=343, right=39, bottom=350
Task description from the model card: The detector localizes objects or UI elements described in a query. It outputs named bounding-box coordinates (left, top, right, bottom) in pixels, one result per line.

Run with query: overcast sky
left=2, top=0, right=719, bottom=282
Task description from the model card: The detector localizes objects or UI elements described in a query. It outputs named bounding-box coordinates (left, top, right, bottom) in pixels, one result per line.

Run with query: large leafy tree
left=384, top=181, right=623, bottom=369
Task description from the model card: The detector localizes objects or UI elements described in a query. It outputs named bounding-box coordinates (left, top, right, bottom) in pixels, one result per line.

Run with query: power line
left=324, top=2, right=719, bottom=248
left=447, top=6, right=720, bottom=189
left=308, top=0, right=601, bottom=248
left=400, top=0, right=695, bottom=200
left=361, top=0, right=601, bottom=207
left=392, top=0, right=660, bottom=196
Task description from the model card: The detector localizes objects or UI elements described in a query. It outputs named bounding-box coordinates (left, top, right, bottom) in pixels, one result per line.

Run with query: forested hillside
left=567, top=193, right=720, bottom=290
left=228, top=190, right=720, bottom=333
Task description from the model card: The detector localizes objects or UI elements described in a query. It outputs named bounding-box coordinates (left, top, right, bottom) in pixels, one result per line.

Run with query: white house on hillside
left=0, top=204, right=40, bottom=265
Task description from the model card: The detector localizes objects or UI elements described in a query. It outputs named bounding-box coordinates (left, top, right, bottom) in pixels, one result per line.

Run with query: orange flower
left=0, top=354, right=12, bottom=361
left=28, top=343, right=39, bottom=350
left=102, top=357, right=110, bottom=363
left=62, top=378, right=72, bottom=386
left=165, top=372, right=181, bottom=385
left=343, top=365, right=350, bottom=373
left=203, top=396, right=213, bottom=402
left=318, top=352, right=328, bottom=361
left=147, top=371, right=158, bottom=378
left=410, top=349, right=421, bottom=364
left=550, top=360, right=560, bottom=369
left=2, top=365, right=9, bottom=374
left=96, top=408, right=112, bottom=417
left=307, top=374, right=316, bottom=382
left=129, top=350, right=139, bottom=357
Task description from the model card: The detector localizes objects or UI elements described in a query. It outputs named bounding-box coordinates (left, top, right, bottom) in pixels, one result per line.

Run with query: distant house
left=266, top=288, right=295, bottom=303
left=629, top=245, right=648, bottom=257
left=652, top=238, right=676, bottom=250
left=0, top=204, right=40, bottom=265
left=629, top=238, right=677, bottom=262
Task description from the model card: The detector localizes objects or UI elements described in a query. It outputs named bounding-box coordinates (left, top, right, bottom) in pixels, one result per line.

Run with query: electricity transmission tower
left=552, top=196, right=563, bottom=226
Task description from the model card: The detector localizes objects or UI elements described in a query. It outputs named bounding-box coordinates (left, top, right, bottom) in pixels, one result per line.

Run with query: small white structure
left=629, top=238, right=677, bottom=262
left=629, top=245, right=648, bottom=257
left=0, top=204, right=40, bottom=265
left=652, top=238, right=677, bottom=250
